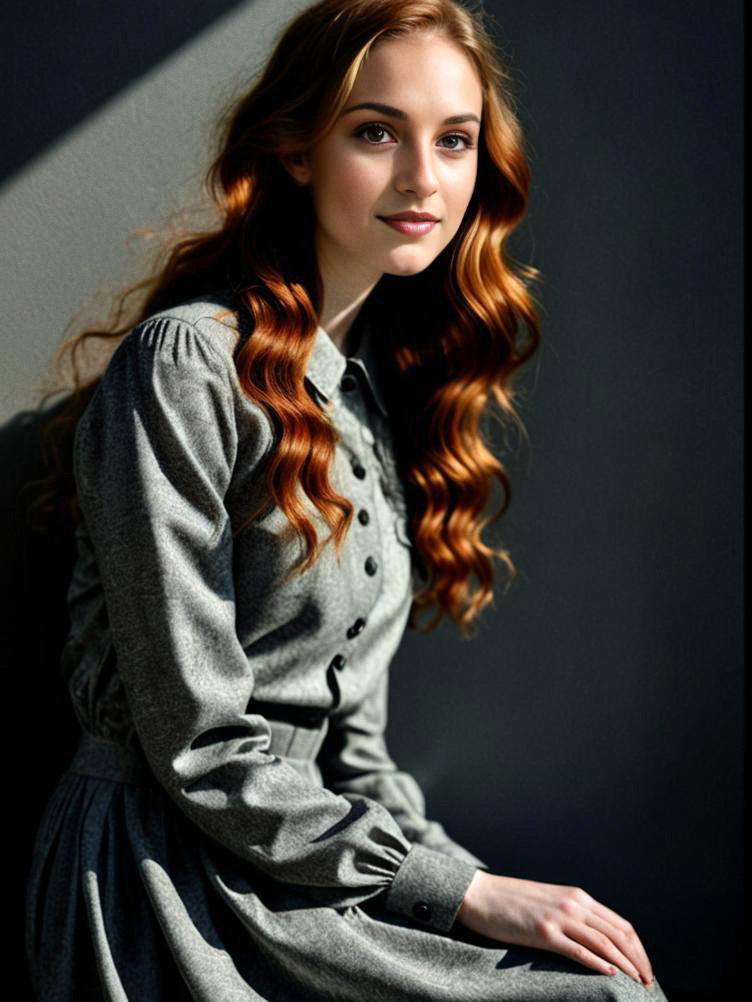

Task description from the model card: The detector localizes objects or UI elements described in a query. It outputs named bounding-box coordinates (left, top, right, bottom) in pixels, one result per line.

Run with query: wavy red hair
left=26, top=0, right=542, bottom=638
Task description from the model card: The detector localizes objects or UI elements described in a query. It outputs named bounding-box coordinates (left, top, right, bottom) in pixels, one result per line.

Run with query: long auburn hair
left=26, top=0, right=542, bottom=638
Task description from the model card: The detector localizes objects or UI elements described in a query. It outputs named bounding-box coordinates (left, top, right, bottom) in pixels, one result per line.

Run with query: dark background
left=3, top=2, right=743, bottom=1000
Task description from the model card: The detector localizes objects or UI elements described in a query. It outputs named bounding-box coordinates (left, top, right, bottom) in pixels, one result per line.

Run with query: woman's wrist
left=456, top=867, right=489, bottom=925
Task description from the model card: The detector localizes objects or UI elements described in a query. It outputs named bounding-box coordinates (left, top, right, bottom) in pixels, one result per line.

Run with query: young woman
left=25, top=1, right=668, bottom=999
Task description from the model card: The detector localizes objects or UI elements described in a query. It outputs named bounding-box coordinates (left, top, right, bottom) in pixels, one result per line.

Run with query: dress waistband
left=68, top=731, right=157, bottom=786
left=67, top=710, right=330, bottom=786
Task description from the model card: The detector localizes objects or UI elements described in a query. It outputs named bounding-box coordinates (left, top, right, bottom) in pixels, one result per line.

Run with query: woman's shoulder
left=119, top=290, right=245, bottom=376
left=75, top=291, right=274, bottom=489
left=87, top=289, right=273, bottom=448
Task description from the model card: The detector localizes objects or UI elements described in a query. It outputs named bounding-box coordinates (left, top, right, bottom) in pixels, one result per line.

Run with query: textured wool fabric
left=26, top=293, right=669, bottom=1001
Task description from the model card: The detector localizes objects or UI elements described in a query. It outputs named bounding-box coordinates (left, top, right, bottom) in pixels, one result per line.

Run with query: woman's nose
left=394, top=143, right=438, bottom=198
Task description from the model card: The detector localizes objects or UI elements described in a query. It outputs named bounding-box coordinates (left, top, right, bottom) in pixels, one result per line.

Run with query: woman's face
left=284, top=31, right=483, bottom=285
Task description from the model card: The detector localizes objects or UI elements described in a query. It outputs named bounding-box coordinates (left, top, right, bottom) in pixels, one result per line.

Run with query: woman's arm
left=71, top=314, right=477, bottom=934
left=319, top=666, right=490, bottom=871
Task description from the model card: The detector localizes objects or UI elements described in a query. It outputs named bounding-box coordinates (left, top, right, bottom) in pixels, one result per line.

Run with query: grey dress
left=25, top=292, right=669, bottom=1001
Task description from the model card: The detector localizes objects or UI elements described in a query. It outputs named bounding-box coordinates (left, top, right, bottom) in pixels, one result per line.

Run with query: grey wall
left=4, top=3, right=742, bottom=1001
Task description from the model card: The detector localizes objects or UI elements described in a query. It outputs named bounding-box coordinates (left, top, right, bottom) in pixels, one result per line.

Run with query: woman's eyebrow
left=341, top=101, right=480, bottom=126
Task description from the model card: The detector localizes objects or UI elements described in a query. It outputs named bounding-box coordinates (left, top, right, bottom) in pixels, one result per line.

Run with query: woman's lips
left=378, top=217, right=438, bottom=236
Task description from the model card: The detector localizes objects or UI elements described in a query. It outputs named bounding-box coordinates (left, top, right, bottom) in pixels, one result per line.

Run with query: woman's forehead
left=348, top=33, right=483, bottom=116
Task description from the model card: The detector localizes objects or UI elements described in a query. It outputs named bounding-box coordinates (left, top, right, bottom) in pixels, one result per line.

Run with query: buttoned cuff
left=383, top=843, right=480, bottom=933
left=434, top=841, right=491, bottom=871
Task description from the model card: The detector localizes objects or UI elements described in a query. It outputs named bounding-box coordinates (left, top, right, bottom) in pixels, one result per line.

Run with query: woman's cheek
left=335, top=158, right=382, bottom=214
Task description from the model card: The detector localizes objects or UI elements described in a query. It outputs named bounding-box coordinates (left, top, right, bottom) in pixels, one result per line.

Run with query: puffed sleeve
left=72, top=315, right=479, bottom=934
left=320, top=667, right=491, bottom=874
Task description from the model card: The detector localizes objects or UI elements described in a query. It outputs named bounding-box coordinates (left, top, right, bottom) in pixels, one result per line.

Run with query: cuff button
left=412, top=901, right=432, bottom=922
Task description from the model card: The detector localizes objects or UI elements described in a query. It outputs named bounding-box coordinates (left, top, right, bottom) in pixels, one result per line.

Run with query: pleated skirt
left=26, top=733, right=669, bottom=1002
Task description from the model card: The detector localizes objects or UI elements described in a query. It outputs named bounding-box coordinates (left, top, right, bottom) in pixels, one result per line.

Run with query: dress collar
left=305, top=314, right=389, bottom=418
left=209, top=288, right=389, bottom=418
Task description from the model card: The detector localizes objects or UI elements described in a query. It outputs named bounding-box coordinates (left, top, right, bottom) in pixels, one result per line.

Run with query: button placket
left=348, top=453, right=379, bottom=580
left=332, top=372, right=387, bottom=655
left=344, top=411, right=404, bottom=588
left=338, top=428, right=379, bottom=565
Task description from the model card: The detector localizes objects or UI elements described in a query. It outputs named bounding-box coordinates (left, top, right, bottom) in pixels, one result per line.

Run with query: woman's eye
left=439, top=133, right=474, bottom=152
left=355, top=124, right=393, bottom=145
left=354, top=123, right=474, bottom=152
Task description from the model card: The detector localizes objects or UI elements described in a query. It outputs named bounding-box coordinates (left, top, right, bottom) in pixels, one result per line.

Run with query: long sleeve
left=320, top=667, right=491, bottom=874
left=71, top=315, right=479, bottom=934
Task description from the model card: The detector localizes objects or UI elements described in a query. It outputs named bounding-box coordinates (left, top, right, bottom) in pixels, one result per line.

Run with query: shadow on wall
left=1, top=0, right=248, bottom=184
left=2, top=400, right=81, bottom=1000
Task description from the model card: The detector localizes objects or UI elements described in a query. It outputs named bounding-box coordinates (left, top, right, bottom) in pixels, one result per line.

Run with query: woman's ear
left=279, top=152, right=312, bottom=186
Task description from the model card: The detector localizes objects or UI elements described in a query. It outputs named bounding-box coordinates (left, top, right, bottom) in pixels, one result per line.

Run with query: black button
left=346, top=617, right=366, bottom=639
left=358, top=508, right=370, bottom=526
left=330, top=653, right=347, bottom=670
left=413, top=901, right=433, bottom=922
left=352, top=462, right=367, bottom=479
left=340, top=374, right=357, bottom=393
left=364, top=556, right=378, bottom=576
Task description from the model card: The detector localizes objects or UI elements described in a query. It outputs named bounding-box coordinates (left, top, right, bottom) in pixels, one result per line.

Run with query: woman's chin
left=381, top=250, right=436, bottom=277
